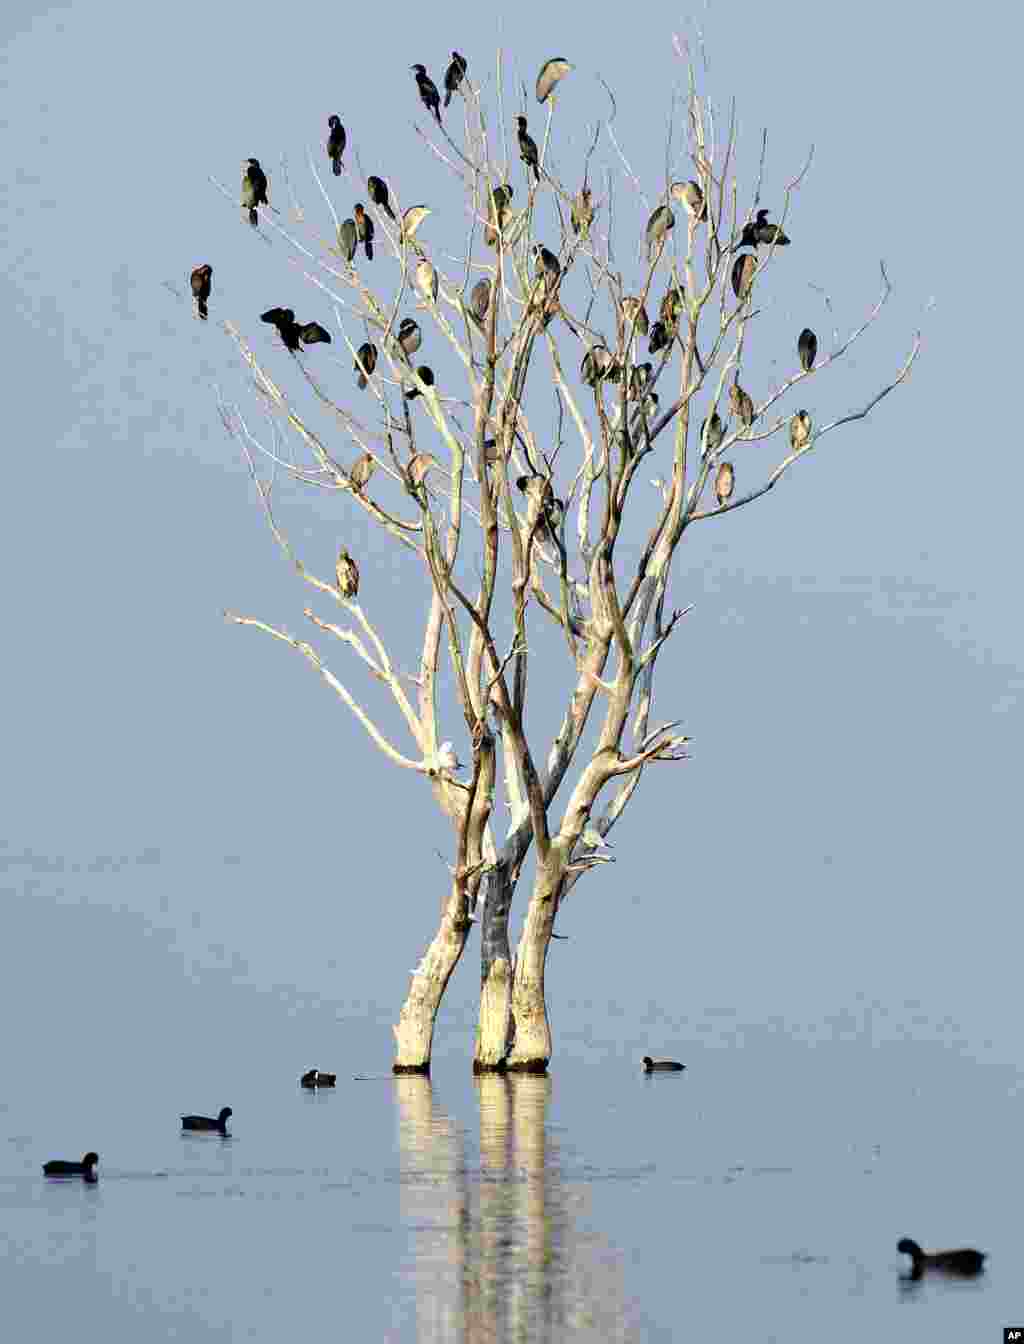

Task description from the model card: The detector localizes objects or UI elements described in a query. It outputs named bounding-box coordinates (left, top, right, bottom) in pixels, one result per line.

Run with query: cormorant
left=416, top=258, right=438, bottom=303
left=411, top=64, right=441, bottom=123
left=629, top=362, right=653, bottom=399
left=400, top=205, right=431, bottom=240
left=648, top=321, right=671, bottom=355
left=338, top=218, right=357, bottom=263
left=190, top=264, right=212, bottom=321
left=241, top=158, right=269, bottom=229
left=645, top=204, right=674, bottom=261
left=354, top=343, right=378, bottom=390
left=349, top=452, right=375, bottom=490
left=714, top=461, right=735, bottom=507
left=642, top=1057, right=685, bottom=1072
left=621, top=296, right=649, bottom=336
left=671, top=180, right=707, bottom=222
left=300, top=1069, right=319, bottom=1088
left=260, top=308, right=330, bottom=351
left=536, top=57, right=572, bottom=103
left=43, top=1152, right=98, bottom=1180
left=396, top=317, right=421, bottom=356
left=354, top=203, right=374, bottom=261
left=403, top=366, right=434, bottom=400
left=740, top=209, right=790, bottom=249
left=181, top=1107, right=232, bottom=1133
left=731, top=252, right=757, bottom=299
left=798, top=327, right=817, bottom=371
left=897, top=1239, right=985, bottom=1280
left=469, top=277, right=491, bottom=330
left=581, top=345, right=612, bottom=387
left=659, top=283, right=684, bottom=330
left=789, top=410, right=812, bottom=452
left=534, top=244, right=560, bottom=288
left=700, top=412, right=724, bottom=455
left=517, top=115, right=540, bottom=182
left=336, top=547, right=359, bottom=596
left=406, top=452, right=438, bottom=486
left=367, top=176, right=395, bottom=220
left=485, top=184, right=513, bottom=246
left=572, top=186, right=594, bottom=238
left=729, top=380, right=755, bottom=428
left=327, top=116, right=345, bottom=176
left=443, top=51, right=467, bottom=107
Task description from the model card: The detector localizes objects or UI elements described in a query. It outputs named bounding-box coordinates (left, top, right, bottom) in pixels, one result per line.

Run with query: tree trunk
left=505, top=869, right=561, bottom=1071
left=474, top=864, right=514, bottom=1071
left=393, top=898, right=471, bottom=1073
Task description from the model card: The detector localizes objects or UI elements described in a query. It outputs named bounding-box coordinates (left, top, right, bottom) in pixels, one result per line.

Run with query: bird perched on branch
left=485, top=184, right=513, bottom=246
left=700, top=412, right=724, bottom=456
left=396, top=317, right=422, bottom=357
left=671, top=180, right=707, bottom=222
left=789, top=410, right=812, bottom=452
left=403, top=366, right=434, bottom=400
left=326, top=116, right=346, bottom=176
left=729, top=380, right=755, bottom=428
left=646, top=205, right=674, bottom=261
left=406, top=452, right=439, bottom=487
left=260, top=308, right=331, bottom=351
left=416, top=258, right=438, bottom=304
left=469, top=277, right=491, bottom=330
left=336, top=548, right=359, bottom=597
left=241, top=158, right=269, bottom=229
left=353, top=343, right=377, bottom=390
left=444, top=51, right=467, bottom=107
left=739, top=208, right=790, bottom=249
left=621, top=296, right=649, bottom=337
left=581, top=345, right=612, bottom=388
left=798, top=328, right=818, bottom=371
left=517, top=115, right=540, bottom=182
left=533, top=244, right=561, bottom=289
left=714, top=461, right=735, bottom=508
left=349, top=452, right=376, bottom=491
left=659, top=283, right=685, bottom=331
left=731, top=252, right=757, bottom=299
left=401, top=205, right=431, bottom=241
left=411, top=64, right=441, bottom=122
left=571, top=185, right=594, bottom=239
left=367, top=175, right=395, bottom=220
left=190, top=264, right=212, bottom=320
left=536, top=57, right=572, bottom=103
left=629, top=362, right=653, bottom=399
left=338, top=217, right=357, bottom=262
left=516, top=473, right=564, bottom=545
left=648, top=321, right=671, bottom=355
left=354, top=203, right=374, bottom=261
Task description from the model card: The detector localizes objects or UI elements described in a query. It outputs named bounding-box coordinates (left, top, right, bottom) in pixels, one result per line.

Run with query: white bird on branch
left=436, top=741, right=463, bottom=773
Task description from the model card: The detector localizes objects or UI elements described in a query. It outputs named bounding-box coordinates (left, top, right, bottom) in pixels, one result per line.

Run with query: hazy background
left=1, top=0, right=1021, bottom=1339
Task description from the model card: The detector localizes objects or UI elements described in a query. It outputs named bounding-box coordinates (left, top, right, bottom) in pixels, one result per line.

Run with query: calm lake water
left=2, top=886, right=1020, bottom=1344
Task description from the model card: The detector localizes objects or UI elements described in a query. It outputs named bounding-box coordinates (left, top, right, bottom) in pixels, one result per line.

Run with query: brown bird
left=367, top=176, right=395, bottom=221
left=581, top=345, right=612, bottom=387
left=354, top=203, right=374, bottom=261
left=731, top=252, right=757, bottom=300
left=484, top=184, right=513, bottom=246
left=714, top=461, right=735, bottom=508
left=469, top=277, right=491, bottom=330
left=534, top=245, right=561, bottom=290
left=671, top=180, right=707, bottom=222
left=403, top=366, right=435, bottom=400
left=536, top=58, right=572, bottom=103
left=338, top=218, right=357, bottom=263
left=621, top=296, right=649, bottom=336
left=327, top=117, right=346, bottom=177
left=406, top=452, right=439, bottom=487
left=353, top=342, right=377, bottom=390
left=798, top=328, right=818, bottom=371
left=517, top=115, right=540, bottom=182
left=190, top=264, right=212, bottom=320
left=646, top=205, right=674, bottom=261
left=415, top=259, right=438, bottom=304
left=789, top=410, right=812, bottom=452
left=395, top=317, right=421, bottom=357
left=400, top=206, right=431, bottom=241
left=740, top=208, right=790, bottom=249
left=241, top=158, right=269, bottom=229
left=443, top=51, right=467, bottom=108
left=897, top=1240, right=985, bottom=1281
left=336, top=548, right=359, bottom=597
left=659, top=283, right=685, bottom=330
left=700, top=412, right=724, bottom=456
left=572, top=186, right=594, bottom=239
left=629, top=362, right=653, bottom=399
left=729, top=381, right=755, bottom=428
left=348, top=452, right=376, bottom=491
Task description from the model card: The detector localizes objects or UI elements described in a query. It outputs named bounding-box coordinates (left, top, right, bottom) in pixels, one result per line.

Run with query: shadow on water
left=394, top=1075, right=631, bottom=1342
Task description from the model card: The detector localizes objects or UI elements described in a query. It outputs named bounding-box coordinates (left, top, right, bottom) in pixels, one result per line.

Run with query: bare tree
left=209, top=46, right=918, bottom=1074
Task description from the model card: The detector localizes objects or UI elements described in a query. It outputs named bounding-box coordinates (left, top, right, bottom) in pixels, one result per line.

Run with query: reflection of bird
left=401, top=206, right=431, bottom=241
left=572, top=186, right=594, bottom=238
left=411, top=64, right=441, bottom=122
left=621, top=296, right=649, bottom=336
left=403, top=366, right=434, bottom=400
left=349, top=452, right=375, bottom=491
left=469, top=277, right=491, bottom=330
left=336, top=547, right=359, bottom=597
left=367, top=176, right=395, bottom=220
left=731, top=253, right=756, bottom=299
left=789, top=410, right=812, bottom=452
left=740, top=209, right=790, bottom=249
left=671, top=180, right=707, bottom=222
left=443, top=51, right=467, bottom=107
left=642, top=1057, right=685, bottom=1072
left=517, top=115, right=540, bottom=182
left=485, top=184, right=513, bottom=246
left=700, top=412, right=724, bottom=455
left=327, top=116, right=345, bottom=176
left=798, top=328, right=817, bottom=371
left=338, top=218, right=357, bottom=262
left=897, top=1239, right=985, bottom=1281
left=645, top=205, right=674, bottom=261
left=714, top=461, right=735, bottom=507
left=648, top=321, right=670, bottom=355
left=354, top=203, right=374, bottom=261
left=729, top=381, right=755, bottom=428
left=354, top=343, right=377, bottom=390
left=241, top=158, right=269, bottom=229
left=181, top=1107, right=233, bottom=1133
left=260, top=308, right=331, bottom=351
left=536, top=57, right=572, bottom=103
left=415, top=258, right=438, bottom=303
left=190, top=264, right=212, bottom=320
left=396, top=317, right=421, bottom=356
left=43, top=1152, right=98, bottom=1180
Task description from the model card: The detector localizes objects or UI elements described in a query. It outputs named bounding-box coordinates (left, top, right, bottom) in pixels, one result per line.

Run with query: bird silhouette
left=353, top=344, right=377, bottom=390
left=181, top=1107, right=232, bottom=1133
left=645, top=205, right=674, bottom=261
left=798, top=328, right=817, bottom=371
left=729, top=380, right=755, bottom=428
left=411, top=64, right=441, bottom=123
left=190, top=264, right=212, bottom=320
left=338, top=218, right=357, bottom=263
left=469, top=277, right=491, bottom=330
left=43, top=1152, right=98, bottom=1180
left=367, top=176, right=395, bottom=220
left=517, top=115, right=540, bottom=182
left=327, top=116, right=345, bottom=176
left=241, top=158, right=268, bottom=229
left=260, top=308, right=330, bottom=351
left=443, top=51, right=467, bottom=107
left=354, top=203, right=374, bottom=261
left=897, top=1239, right=985, bottom=1280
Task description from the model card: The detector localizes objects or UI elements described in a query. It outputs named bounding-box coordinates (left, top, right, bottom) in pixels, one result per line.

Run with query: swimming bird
left=897, top=1239, right=985, bottom=1280
left=181, top=1107, right=232, bottom=1133
left=443, top=51, right=467, bottom=107
left=729, top=380, right=755, bottom=428
left=731, top=252, right=757, bottom=299
left=536, top=57, right=572, bottom=103
left=798, top=327, right=817, bottom=371
left=190, top=264, right=212, bottom=320
left=572, top=186, right=594, bottom=239
left=411, top=64, right=441, bottom=123
left=354, top=203, right=374, bottom=261
left=714, top=461, right=735, bottom=507
left=354, top=342, right=378, bottom=390
left=326, top=116, right=345, bottom=176
left=367, top=176, right=395, bottom=220
left=396, top=317, right=421, bottom=356
left=671, top=180, right=707, bottom=222
left=336, top=547, right=359, bottom=597
left=517, top=115, right=540, bottom=182
left=642, top=1057, right=685, bottom=1072
left=241, top=158, right=269, bottom=229
left=469, top=277, right=491, bottom=330
left=349, top=451, right=376, bottom=490
left=789, top=410, right=812, bottom=452
left=645, top=205, right=674, bottom=261
left=300, top=1069, right=319, bottom=1089
left=317, top=1072, right=337, bottom=1087
left=338, top=218, right=357, bottom=263
left=43, top=1152, right=98, bottom=1180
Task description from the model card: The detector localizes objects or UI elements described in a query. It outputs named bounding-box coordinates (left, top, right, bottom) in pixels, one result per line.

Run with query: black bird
left=443, top=51, right=467, bottom=107
left=327, top=116, right=346, bottom=177
left=572, top=186, right=594, bottom=238
left=190, top=264, right=212, bottom=320
left=261, top=308, right=331, bottom=351
left=534, top=245, right=560, bottom=289
left=396, top=317, right=421, bottom=356
left=354, top=342, right=378, bottom=389
left=581, top=345, right=612, bottom=387
left=642, top=1057, right=685, bottom=1072
left=897, top=1239, right=986, bottom=1280
left=354, top=203, right=374, bottom=261
left=367, top=175, right=395, bottom=221
left=517, top=115, right=540, bottom=182
left=338, top=218, right=357, bottom=263
left=798, top=327, right=818, bottom=371
left=731, top=252, right=757, bottom=300
left=740, top=208, right=790, bottom=249
left=300, top=1069, right=319, bottom=1089
left=403, top=365, right=435, bottom=400
left=411, top=64, right=441, bottom=123
left=296, top=321, right=331, bottom=346
left=317, top=1072, right=337, bottom=1087
left=43, top=1151, right=98, bottom=1180
left=469, top=277, right=491, bottom=330
left=181, top=1106, right=233, bottom=1133
left=700, top=412, right=724, bottom=456
left=241, top=158, right=269, bottom=229
left=648, top=321, right=671, bottom=355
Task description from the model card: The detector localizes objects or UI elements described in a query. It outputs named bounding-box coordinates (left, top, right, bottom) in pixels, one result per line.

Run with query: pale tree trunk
left=474, top=863, right=514, bottom=1070
left=393, top=895, right=471, bottom=1072
left=506, top=866, right=563, bottom=1072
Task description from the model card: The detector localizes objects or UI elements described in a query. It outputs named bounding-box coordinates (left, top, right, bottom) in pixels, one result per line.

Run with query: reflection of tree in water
left=395, top=1076, right=629, bottom=1341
